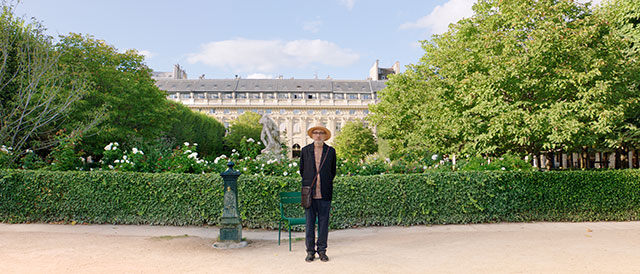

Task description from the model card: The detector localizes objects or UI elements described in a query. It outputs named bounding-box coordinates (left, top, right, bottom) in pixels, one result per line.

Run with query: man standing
left=300, top=124, right=336, bottom=262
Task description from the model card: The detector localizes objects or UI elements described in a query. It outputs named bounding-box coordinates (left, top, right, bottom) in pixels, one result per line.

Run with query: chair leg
left=289, top=225, right=292, bottom=252
left=278, top=220, right=281, bottom=245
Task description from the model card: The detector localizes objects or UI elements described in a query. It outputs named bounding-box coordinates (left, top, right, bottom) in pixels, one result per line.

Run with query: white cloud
left=247, top=73, right=273, bottom=79
left=138, top=50, right=154, bottom=58
left=339, top=0, right=355, bottom=10
left=186, top=38, right=360, bottom=73
left=303, top=20, right=322, bottom=34
left=400, top=0, right=475, bottom=34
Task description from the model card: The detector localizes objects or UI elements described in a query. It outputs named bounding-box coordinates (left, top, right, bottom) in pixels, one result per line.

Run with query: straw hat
left=307, top=124, right=331, bottom=140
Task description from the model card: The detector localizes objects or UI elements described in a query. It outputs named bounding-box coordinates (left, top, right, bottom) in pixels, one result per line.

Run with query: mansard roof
left=155, top=78, right=387, bottom=93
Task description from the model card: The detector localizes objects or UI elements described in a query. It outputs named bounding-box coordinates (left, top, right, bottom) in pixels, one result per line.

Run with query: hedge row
left=1, top=169, right=640, bottom=229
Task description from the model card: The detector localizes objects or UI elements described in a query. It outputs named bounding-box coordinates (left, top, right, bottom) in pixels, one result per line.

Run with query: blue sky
left=15, top=0, right=602, bottom=80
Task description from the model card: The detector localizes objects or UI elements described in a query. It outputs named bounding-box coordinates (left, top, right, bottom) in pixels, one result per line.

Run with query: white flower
left=183, top=150, right=192, bottom=154
left=261, top=164, right=265, bottom=167
left=246, top=138, right=255, bottom=143
left=104, top=143, right=113, bottom=151
left=123, top=155, right=128, bottom=160
left=114, top=142, right=119, bottom=146
left=232, top=149, right=237, bottom=153
left=220, top=155, right=227, bottom=159
left=524, top=156, right=529, bottom=161
left=243, top=167, right=247, bottom=171
left=423, top=166, right=427, bottom=170
left=184, top=142, right=190, bottom=146
left=214, top=157, right=220, bottom=164
left=283, top=171, right=288, bottom=176
left=79, top=157, right=85, bottom=162
left=257, top=141, right=261, bottom=145
left=114, top=160, right=121, bottom=163
left=296, top=170, right=300, bottom=174
left=431, top=154, right=438, bottom=161
left=292, top=162, right=298, bottom=167
left=501, top=167, right=506, bottom=170
left=188, top=152, right=198, bottom=159
left=288, top=163, right=292, bottom=167
left=193, top=143, right=198, bottom=146
left=108, top=165, right=114, bottom=169
left=362, top=166, right=366, bottom=169
left=25, top=149, right=33, bottom=153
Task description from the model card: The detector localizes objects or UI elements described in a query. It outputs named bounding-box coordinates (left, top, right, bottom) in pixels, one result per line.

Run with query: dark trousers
left=305, top=199, right=331, bottom=253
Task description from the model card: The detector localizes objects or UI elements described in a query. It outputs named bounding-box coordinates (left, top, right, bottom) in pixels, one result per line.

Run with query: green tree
left=165, top=101, right=225, bottom=157
left=333, top=120, right=378, bottom=162
left=0, top=4, right=88, bottom=164
left=55, top=33, right=173, bottom=156
left=223, top=111, right=263, bottom=154
left=370, top=0, right=640, bottom=163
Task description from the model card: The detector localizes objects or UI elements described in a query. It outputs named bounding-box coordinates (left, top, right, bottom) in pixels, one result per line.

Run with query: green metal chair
left=278, top=192, right=307, bottom=251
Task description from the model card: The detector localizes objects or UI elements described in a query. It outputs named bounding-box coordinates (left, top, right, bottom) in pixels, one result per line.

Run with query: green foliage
left=457, top=154, right=536, bottom=171
left=56, top=33, right=173, bottom=157
left=3, top=169, right=640, bottom=228
left=223, top=112, right=263, bottom=154
left=45, top=131, right=84, bottom=171
left=369, top=0, right=640, bottom=158
left=333, top=120, right=378, bottom=162
left=165, top=101, right=225, bottom=157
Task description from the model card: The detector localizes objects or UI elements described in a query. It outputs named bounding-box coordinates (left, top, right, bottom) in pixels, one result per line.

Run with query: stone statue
left=257, top=114, right=284, bottom=161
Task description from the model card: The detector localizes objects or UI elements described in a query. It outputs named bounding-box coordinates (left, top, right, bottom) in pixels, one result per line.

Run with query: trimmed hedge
left=1, top=169, right=640, bottom=229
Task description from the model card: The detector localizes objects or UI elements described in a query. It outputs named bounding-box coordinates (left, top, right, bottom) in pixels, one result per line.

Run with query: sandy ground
left=1, top=222, right=640, bottom=274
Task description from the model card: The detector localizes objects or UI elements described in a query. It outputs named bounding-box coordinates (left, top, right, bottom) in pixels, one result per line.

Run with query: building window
left=363, top=109, right=369, bottom=115
left=292, top=144, right=301, bottom=158
left=224, top=109, right=230, bottom=114
left=361, top=94, right=371, bottom=100
left=224, top=122, right=230, bottom=128
left=195, top=93, right=206, bottom=99
left=209, top=93, right=220, bottom=99
left=278, top=93, right=289, bottom=99
left=266, top=109, right=272, bottom=114
left=349, top=109, right=357, bottom=115
left=293, top=109, right=301, bottom=115
left=307, top=93, right=316, bottom=99
left=321, top=93, right=331, bottom=99
left=334, top=93, right=344, bottom=99
left=280, top=109, right=287, bottom=115
left=335, top=110, right=342, bottom=115
left=321, top=110, right=328, bottom=115
left=348, top=94, right=358, bottom=100
left=265, top=93, right=275, bottom=99
left=292, top=93, right=302, bottom=99
left=279, top=123, right=286, bottom=132
left=238, top=109, right=244, bottom=114
left=307, top=110, right=314, bottom=115
left=294, top=123, right=301, bottom=133
left=236, top=93, right=247, bottom=99
left=336, top=122, right=341, bottom=132
left=169, top=94, right=178, bottom=99
left=181, top=94, right=192, bottom=99
left=250, top=93, right=261, bottom=99
left=223, top=92, right=233, bottom=99
left=209, top=109, right=216, bottom=114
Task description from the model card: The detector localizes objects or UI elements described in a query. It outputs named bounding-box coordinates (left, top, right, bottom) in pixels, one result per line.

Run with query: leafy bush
left=2, top=169, right=640, bottom=229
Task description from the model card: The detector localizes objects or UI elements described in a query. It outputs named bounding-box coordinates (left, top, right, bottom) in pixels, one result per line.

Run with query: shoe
left=305, top=252, right=315, bottom=262
left=318, top=251, right=329, bottom=262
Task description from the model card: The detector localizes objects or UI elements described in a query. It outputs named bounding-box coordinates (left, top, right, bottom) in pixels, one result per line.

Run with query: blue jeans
left=305, top=199, right=331, bottom=253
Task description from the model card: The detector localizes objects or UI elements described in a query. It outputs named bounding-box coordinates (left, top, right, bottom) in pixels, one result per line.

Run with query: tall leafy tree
left=333, top=120, right=378, bottom=162
left=56, top=33, right=173, bottom=156
left=0, top=4, right=88, bottom=163
left=370, top=0, right=640, bottom=162
left=166, top=101, right=225, bottom=157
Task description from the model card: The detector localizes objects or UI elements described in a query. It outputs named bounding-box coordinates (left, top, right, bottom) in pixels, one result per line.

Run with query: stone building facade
left=153, top=62, right=396, bottom=157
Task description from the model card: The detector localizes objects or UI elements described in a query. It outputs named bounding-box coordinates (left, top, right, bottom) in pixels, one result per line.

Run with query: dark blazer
left=299, top=143, right=337, bottom=201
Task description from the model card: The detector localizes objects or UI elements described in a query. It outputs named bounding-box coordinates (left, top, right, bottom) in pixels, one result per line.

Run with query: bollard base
left=212, top=241, right=248, bottom=249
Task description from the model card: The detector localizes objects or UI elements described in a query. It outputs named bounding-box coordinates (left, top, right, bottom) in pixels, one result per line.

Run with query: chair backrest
left=279, top=192, right=302, bottom=218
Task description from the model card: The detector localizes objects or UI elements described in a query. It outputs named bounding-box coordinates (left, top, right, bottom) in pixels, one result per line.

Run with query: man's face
left=311, top=130, right=326, bottom=144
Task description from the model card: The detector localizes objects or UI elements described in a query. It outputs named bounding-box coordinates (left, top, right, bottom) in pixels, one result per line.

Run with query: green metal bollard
left=213, top=161, right=247, bottom=249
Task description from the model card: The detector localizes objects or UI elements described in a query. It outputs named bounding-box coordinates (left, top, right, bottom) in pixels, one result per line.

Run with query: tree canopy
left=333, top=120, right=378, bottom=162
left=223, top=111, right=263, bottom=153
left=369, top=0, right=640, bottom=160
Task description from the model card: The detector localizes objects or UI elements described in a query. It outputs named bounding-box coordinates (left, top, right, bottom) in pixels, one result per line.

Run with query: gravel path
left=1, top=221, right=639, bottom=273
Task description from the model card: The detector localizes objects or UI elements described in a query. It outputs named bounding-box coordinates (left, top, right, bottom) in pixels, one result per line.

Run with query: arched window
left=292, top=144, right=301, bottom=158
